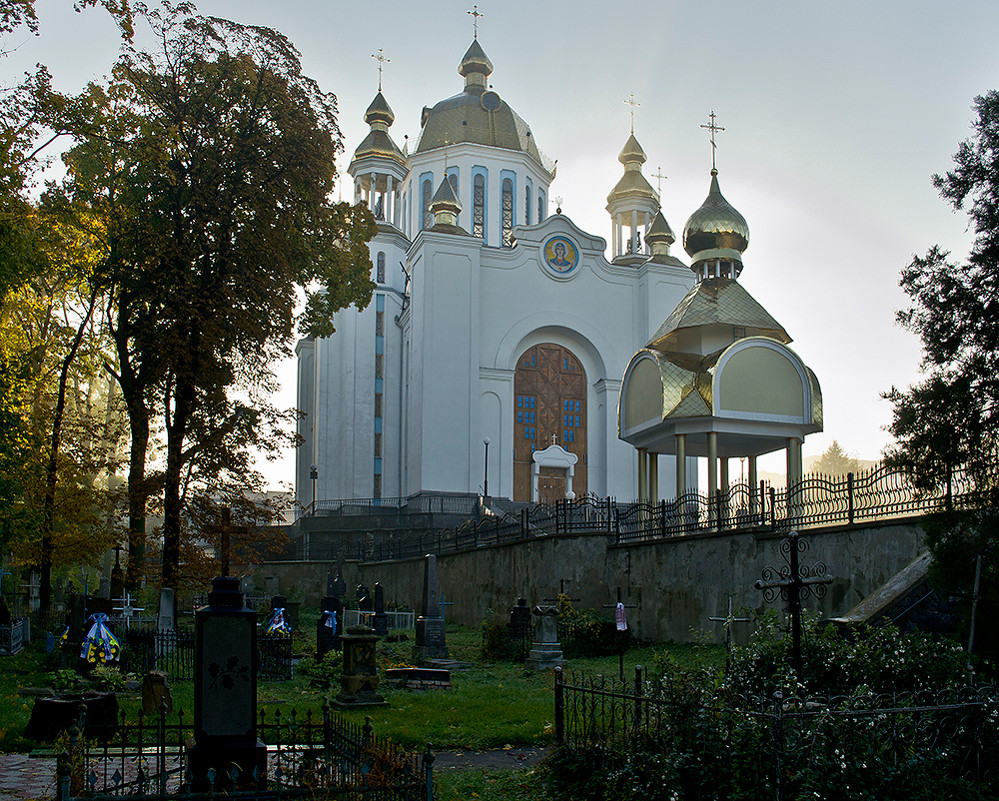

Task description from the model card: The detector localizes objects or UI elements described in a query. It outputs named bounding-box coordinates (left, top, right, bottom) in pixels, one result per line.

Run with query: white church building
left=295, top=37, right=820, bottom=508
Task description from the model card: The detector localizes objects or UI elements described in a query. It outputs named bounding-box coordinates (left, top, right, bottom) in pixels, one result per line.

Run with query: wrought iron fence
left=554, top=668, right=999, bottom=800
left=280, top=464, right=980, bottom=563
left=301, top=493, right=483, bottom=520
left=55, top=699, right=433, bottom=801
left=123, top=629, right=293, bottom=681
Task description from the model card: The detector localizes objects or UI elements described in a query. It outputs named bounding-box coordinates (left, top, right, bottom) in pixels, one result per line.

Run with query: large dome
left=414, top=39, right=548, bottom=171
left=682, top=169, right=749, bottom=262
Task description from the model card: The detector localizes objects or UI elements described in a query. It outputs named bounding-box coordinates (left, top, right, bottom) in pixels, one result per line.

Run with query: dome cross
left=700, top=110, right=726, bottom=171
left=652, top=165, right=667, bottom=196
left=467, top=5, right=484, bottom=38
left=624, top=92, right=640, bottom=134
left=371, top=49, right=390, bottom=91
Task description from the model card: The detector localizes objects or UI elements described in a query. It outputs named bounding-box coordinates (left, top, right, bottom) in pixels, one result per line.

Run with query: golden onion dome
left=350, top=91, right=406, bottom=167
left=364, top=91, right=395, bottom=126
left=682, top=169, right=749, bottom=261
left=606, top=133, right=658, bottom=205
left=458, top=38, right=494, bottom=78
left=414, top=41, right=550, bottom=173
left=618, top=133, right=647, bottom=165
left=645, top=209, right=675, bottom=247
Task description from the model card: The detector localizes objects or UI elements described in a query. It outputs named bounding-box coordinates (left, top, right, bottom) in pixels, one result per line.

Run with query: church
left=295, top=35, right=822, bottom=509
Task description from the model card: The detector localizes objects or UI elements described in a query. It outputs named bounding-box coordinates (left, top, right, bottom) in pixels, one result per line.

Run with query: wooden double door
left=513, top=343, right=587, bottom=502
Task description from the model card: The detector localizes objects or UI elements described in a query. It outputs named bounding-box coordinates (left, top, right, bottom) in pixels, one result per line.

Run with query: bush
left=545, top=620, right=994, bottom=801
left=296, top=651, right=343, bottom=689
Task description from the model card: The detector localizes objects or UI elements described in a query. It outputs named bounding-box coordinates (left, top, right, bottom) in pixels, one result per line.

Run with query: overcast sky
left=7, top=0, right=998, bottom=490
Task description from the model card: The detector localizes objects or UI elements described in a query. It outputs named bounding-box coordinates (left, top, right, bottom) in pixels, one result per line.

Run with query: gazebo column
left=631, top=209, right=639, bottom=253
left=707, top=433, right=718, bottom=525
left=387, top=175, right=395, bottom=225
left=675, top=434, right=687, bottom=498
left=748, top=455, right=759, bottom=516
left=719, top=457, right=729, bottom=527
left=648, top=452, right=658, bottom=502
left=637, top=448, right=647, bottom=502
left=786, top=437, right=803, bottom=520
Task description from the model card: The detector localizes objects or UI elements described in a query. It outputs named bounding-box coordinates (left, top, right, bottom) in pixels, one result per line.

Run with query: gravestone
left=330, top=570, right=346, bottom=599
left=65, top=594, right=88, bottom=654
left=413, top=554, right=448, bottom=662
left=98, top=576, right=110, bottom=600
left=109, top=551, right=125, bottom=603
left=372, top=583, right=389, bottom=637
left=333, top=625, right=386, bottom=708
left=357, top=585, right=372, bottom=613
left=187, top=576, right=266, bottom=792
left=157, top=588, right=177, bottom=658
left=316, top=603, right=337, bottom=661
left=525, top=605, right=565, bottom=671
left=141, top=671, right=173, bottom=715
left=323, top=594, right=345, bottom=650
left=508, top=597, right=532, bottom=640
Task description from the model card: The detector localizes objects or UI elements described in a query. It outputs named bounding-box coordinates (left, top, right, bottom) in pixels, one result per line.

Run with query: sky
left=6, top=0, right=999, bottom=491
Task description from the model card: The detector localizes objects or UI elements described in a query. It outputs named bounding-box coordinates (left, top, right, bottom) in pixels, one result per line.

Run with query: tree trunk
left=125, top=407, right=149, bottom=589
left=39, top=293, right=96, bottom=614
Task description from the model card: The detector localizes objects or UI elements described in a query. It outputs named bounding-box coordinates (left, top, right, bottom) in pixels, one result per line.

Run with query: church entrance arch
left=513, top=343, right=587, bottom=502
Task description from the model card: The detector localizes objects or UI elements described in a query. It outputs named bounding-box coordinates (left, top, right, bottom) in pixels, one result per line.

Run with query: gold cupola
left=350, top=92, right=406, bottom=166
left=606, top=132, right=660, bottom=266
left=682, top=169, right=749, bottom=280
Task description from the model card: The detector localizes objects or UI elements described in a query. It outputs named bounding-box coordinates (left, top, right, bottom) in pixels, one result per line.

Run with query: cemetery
left=0, top=527, right=995, bottom=801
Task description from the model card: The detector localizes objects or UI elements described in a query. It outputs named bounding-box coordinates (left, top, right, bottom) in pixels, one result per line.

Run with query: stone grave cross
left=211, top=507, right=247, bottom=577
left=754, top=531, right=831, bottom=675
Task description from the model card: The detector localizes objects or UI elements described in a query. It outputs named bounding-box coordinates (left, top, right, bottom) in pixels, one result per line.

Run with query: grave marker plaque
left=525, top=605, right=565, bottom=670
left=188, top=576, right=266, bottom=792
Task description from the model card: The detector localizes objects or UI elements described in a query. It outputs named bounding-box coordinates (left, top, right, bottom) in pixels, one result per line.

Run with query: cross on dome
left=652, top=165, right=667, bottom=196
left=371, top=49, right=390, bottom=91
left=624, top=92, right=640, bottom=134
left=700, top=110, right=725, bottom=171
left=467, top=4, right=484, bottom=38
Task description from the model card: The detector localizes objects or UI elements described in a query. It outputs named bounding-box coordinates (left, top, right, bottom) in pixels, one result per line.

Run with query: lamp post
left=483, top=438, right=491, bottom=499
left=310, top=464, right=318, bottom=516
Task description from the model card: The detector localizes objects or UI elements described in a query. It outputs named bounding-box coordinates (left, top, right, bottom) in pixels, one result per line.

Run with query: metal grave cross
left=112, top=592, right=146, bottom=631
left=440, top=592, right=455, bottom=623
left=754, top=531, right=831, bottom=675
left=708, top=595, right=751, bottom=653
left=602, top=586, right=638, bottom=680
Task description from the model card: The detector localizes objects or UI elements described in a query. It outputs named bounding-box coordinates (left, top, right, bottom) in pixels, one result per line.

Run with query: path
left=0, top=747, right=548, bottom=800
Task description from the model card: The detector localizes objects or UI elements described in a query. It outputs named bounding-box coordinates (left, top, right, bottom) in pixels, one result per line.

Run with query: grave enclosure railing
left=553, top=668, right=999, bottom=800
left=56, top=700, right=433, bottom=801
left=124, top=629, right=293, bottom=682
left=288, top=463, right=979, bottom=563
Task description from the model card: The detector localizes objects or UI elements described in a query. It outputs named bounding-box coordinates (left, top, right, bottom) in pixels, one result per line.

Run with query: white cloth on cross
left=615, top=602, right=628, bottom=631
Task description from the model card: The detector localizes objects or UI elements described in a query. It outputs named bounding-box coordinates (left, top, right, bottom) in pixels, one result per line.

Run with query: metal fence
left=55, top=699, right=433, bottom=801
left=553, top=668, right=999, bottom=800
left=124, top=629, right=294, bottom=682
left=301, top=493, right=483, bottom=520
left=0, top=617, right=26, bottom=655
left=343, top=610, right=416, bottom=630
left=278, top=464, right=982, bottom=564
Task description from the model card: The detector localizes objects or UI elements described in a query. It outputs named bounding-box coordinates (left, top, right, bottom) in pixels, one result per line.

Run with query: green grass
left=0, top=624, right=724, bottom=755
left=437, top=766, right=548, bottom=801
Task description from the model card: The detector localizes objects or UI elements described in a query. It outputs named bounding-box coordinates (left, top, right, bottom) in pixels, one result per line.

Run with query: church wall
left=265, top=519, right=925, bottom=644
left=294, top=339, right=316, bottom=507
left=406, top=235, right=482, bottom=493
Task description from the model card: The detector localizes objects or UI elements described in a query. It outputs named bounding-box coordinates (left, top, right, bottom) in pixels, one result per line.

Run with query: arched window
left=538, top=192, right=545, bottom=224
left=501, top=178, right=514, bottom=247
left=473, top=174, right=485, bottom=239
left=421, top=178, right=433, bottom=230
left=525, top=186, right=532, bottom=225
left=376, top=252, right=385, bottom=283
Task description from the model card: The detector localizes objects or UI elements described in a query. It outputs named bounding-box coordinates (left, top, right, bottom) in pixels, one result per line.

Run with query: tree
left=885, top=91, right=999, bottom=670
left=50, top=3, right=376, bottom=589
left=811, top=440, right=861, bottom=477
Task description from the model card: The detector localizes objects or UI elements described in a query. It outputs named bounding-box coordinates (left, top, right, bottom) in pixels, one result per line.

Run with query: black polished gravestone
left=357, top=584, right=373, bottom=613
left=187, top=577, right=266, bottom=793
left=316, top=595, right=342, bottom=661
left=372, top=583, right=389, bottom=637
